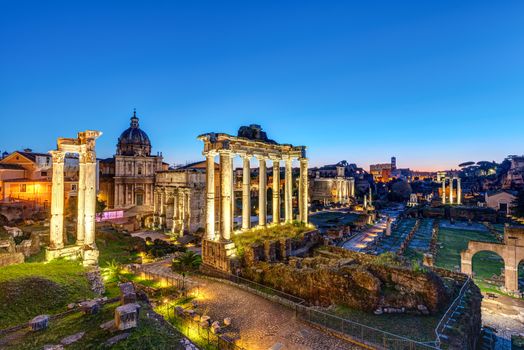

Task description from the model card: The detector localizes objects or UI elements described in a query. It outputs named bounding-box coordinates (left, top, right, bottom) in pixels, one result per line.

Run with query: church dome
left=117, top=110, right=152, bottom=156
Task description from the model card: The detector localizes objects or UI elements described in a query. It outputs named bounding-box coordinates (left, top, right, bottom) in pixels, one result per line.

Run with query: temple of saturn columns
left=45, top=130, right=102, bottom=267
left=198, top=129, right=308, bottom=272
left=441, top=176, right=462, bottom=205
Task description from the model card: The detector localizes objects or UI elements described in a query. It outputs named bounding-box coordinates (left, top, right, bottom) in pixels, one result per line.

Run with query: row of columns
left=335, top=178, right=355, bottom=204
left=441, top=177, right=462, bottom=205
left=115, top=183, right=153, bottom=207
left=205, top=151, right=308, bottom=242
left=49, top=149, right=97, bottom=250
left=153, top=188, right=191, bottom=235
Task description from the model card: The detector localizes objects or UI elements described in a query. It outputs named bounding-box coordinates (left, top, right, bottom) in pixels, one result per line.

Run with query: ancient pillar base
left=201, top=239, right=237, bottom=273
left=82, top=247, right=99, bottom=267
left=45, top=245, right=82, bottom=262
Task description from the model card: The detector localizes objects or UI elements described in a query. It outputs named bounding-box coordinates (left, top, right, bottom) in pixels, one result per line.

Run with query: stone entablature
left=198, top=126, right=309, bottom=272
left=461, top=225, right=524, bottom=294
left=45, top=130, right=101, bottom=266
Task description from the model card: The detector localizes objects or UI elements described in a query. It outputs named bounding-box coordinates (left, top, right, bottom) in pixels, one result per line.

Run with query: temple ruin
left=461, top=226, right=524, bottom=294
left=198, top=125, right=308, bottom=272
left=45, top=130, right=102, bottom=266
left=441, top=176, right=462, bottom=205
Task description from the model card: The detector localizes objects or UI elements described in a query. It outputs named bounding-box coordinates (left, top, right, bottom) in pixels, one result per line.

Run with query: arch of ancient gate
left=198, top=127, right=308, bottom=272
left=461, top=226, right=524, bottom=293
left=45, top=130, right=102, bottom=266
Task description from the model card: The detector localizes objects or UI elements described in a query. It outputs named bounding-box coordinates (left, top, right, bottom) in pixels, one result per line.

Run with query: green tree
left=512, top=190, right=524, bottom=218
left=171, top=251, right=202, bottom=273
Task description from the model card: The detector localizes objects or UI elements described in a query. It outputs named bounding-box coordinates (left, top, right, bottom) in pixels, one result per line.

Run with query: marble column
left=272, top=159, right=281, bottom=224
left=159, top=189, right=165, bottom=227
left=369, top=186, right=373, bottom=206
left=205, top=152, right=216, bottom=240
left=350, top=178, right=355, bottom=197
left=171, top=192, right=178, bottom=235
left=284, top=157, right=293, bottom=223
left=258, top=157, right=267, bottom=227
left=242, top=156, right=251, bottom=230
left=179, top=191, right=185, bottom=234
left=49, top=150, right=65, bottom=249
left=364, top=194, right=368, bottom=209
left=83, top=151, right=97, bottom=247
left=231, top=158, right=235, bottom=231
left=186, top=190, right=191, bottom=233
left=299, top=158, right=308, bottom=224
left=152, top=190, right=158, bottom=227
left=442, top=180, right=446, bottom=204
left=220, top=151, right=233, bottom=241
left=76, top=152, right=86, bottom=245
left=457, top=178, right=462, bottom=205
left=449, top=177, right=454, bottom=204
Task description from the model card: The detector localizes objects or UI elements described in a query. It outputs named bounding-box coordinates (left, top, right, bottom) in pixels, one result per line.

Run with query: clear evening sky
left=1, top=1, right=523, bottom=171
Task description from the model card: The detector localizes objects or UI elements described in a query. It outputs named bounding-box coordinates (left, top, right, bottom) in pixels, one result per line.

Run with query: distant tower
left=391, top=156, right=397, bottom=170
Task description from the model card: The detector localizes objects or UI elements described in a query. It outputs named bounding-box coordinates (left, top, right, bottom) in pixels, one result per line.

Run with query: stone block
left=119, top=282, right=137, bottom=305
left=115, top=303, right=140, bottom=330
left=0, top=252, right=24, bottom=267
left=80, top=300, right=100, bottom=315
left=105, top=333, right=130, bottom=347
left=61, top=331, right=85, bottom=345
left=210, top=321, right=221, bottom=334
left=30, top=314, right=49, bottom=331
left=223, top=317, right=231, bottom=326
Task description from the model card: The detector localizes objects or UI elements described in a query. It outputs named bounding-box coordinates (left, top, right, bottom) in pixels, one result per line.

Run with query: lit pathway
left=140, top=259, right=363, bottom=350
left=342, top=217, right=387, bottom=251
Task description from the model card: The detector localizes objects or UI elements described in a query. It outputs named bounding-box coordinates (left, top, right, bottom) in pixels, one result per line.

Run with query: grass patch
left=0, top=260, right=93, bottom=329
left=4, top=301, right=183, bottom=350
left=96, top=230, right=141, bottom=266
left=232, top=222, right=313, bottom=257
left=329, top=305, right=441, bottom=342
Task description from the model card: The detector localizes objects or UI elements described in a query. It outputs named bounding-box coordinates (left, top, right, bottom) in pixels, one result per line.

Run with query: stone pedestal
left=201, top=239, right=237, bottom=272
left=30, top=315, right=50, bottom=331
left=45, top=245, right=82, bottom=261
left=81, top=247, right=99, bottom=267
left=115, top=303, right=141, bottom=330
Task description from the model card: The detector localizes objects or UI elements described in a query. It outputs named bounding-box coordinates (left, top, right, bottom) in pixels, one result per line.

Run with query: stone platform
left=202, top=239, right=238, bottom=272
left=45, top=245, right=99, bottom=266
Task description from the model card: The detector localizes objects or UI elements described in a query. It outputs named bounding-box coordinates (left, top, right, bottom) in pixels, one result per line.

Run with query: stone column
left=242, top=156, right=251, bottom=230
left=457, top=177, right=462, bottom=205
left=83, top=151, right=97, bottom=247
left=76, top=152, right=86, bottom=245
left=449, top=177, right=454, bottom=204
left=171, top=192, right=178, bottom=235
left=284, top=157, right=293, bottom=223
left=231, top=158, right=235, bottom=231
left=258, top=157, right=267, bottom=227
left=205, top=152, right=216, bottom=240
left=299, top=158, right=308, bottom=224
left=49, top=151, right=65, bottom=249
left=272, top=159, right=281, bottom=224
left=179, top=191, right=185, bottom=235
left=441, top=179, right=446, bottom=204
left=364, top=194, right=368, bottom=209
left=369, top=187, right=373, bottom=206
left=159, top=189, right=165, bottom=227
left=152, top=190, right=158, bottom=227
left=220, top=151, right=233, bottom=241
left=350, top=178, right=355, bottom=197
left=186, top=190, right=191, bottom=234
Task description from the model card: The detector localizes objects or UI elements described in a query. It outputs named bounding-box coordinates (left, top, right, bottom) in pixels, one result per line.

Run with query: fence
left=129, top=264, right=199, bottom=292
left=205, top=270, right=439, bottom=350
left=434, top=276, right=472, bottom=348
left=165, top=304, right=246, bottom=350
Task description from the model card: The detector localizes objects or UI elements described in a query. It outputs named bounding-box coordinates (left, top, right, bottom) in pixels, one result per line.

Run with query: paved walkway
left=140, top=260, right=362, bottom=350
left=481, top=293, right=524, bottom=350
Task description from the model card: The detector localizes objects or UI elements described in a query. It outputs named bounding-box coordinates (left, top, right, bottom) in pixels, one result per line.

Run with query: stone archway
left=461, top=226, right=524, bottom=294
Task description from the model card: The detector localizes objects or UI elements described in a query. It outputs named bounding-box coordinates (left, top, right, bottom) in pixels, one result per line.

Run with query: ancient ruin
left=441, top=176, right=462, bottom=205
left=461, top=225, right=524, bottom=293
left=45, top=130, right=102, bottom=266
left=198, top=125, right=308, bottom=272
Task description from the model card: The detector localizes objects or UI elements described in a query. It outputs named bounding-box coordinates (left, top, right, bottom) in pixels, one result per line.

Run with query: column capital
left=203, top=150, right=218, bottom=157
left=49, top=150, right=66, bottom=163
left=218, top=149, right=234, bottom=157
left=299, top=157, right=309, bottom=163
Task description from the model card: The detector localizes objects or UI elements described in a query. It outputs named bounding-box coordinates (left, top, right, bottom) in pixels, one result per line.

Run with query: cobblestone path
left=141, top=260, right=361, bottom=350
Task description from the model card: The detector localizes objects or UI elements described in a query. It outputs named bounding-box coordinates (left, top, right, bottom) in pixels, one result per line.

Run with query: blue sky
left=1, top=1, right=523, bottom=171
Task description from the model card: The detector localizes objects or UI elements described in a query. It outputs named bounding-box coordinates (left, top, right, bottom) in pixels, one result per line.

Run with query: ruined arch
left=461, top=227, right=524, bottom=294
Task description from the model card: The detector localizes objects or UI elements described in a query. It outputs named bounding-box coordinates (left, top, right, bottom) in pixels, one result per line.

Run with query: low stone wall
left=422, top=206, right=498, bottom=223
left=0, top=252, right=24, bottom=267
left=243, top=230, right=322, bottom=265
left=241, top=246, right=450, bottom=314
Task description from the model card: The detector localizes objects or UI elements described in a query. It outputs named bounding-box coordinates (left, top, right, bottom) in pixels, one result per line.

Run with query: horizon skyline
left=1, top=1, right=523, bottom=171
left=0, top=109, right=518, bottom=173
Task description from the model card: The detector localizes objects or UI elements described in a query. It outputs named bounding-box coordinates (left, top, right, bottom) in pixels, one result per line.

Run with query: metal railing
left=165, top=305, right=246, bottom=350
left=434, top=276, right=472, bottom=348
left=206, top=270, right=439, bottom=350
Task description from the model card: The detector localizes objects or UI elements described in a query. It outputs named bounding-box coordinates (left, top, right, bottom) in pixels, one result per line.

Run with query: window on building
left=41, top=171, right=47, bottom=177
left=72, top=184, right=77, bottom=191
left=138, top=166, right=142, bottom=175
left=20, top=184, right=26, bottom=192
